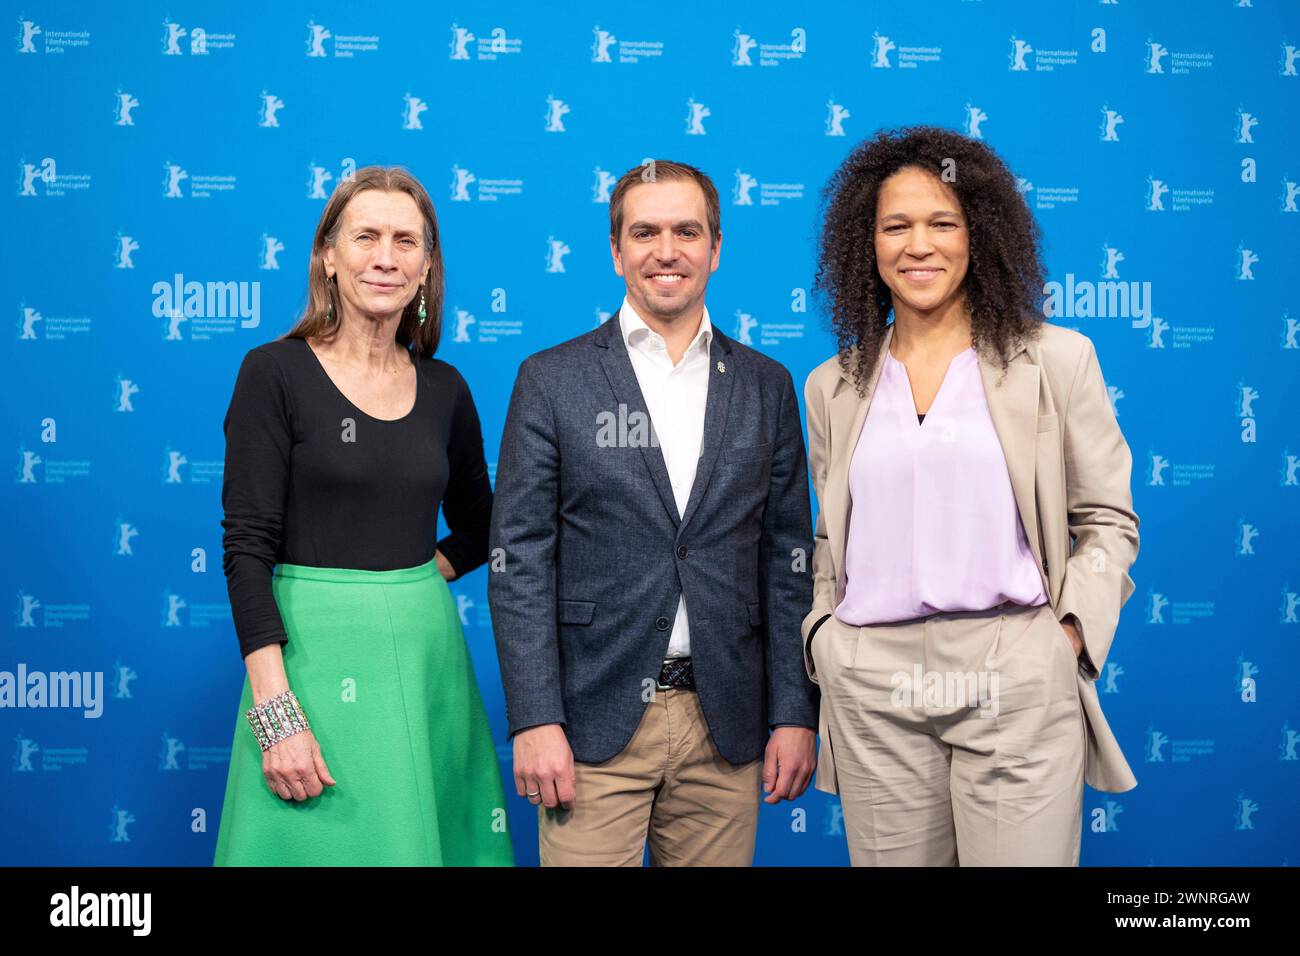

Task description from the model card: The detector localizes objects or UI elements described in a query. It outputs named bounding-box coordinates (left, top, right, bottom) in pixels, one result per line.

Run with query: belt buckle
left=657, top=657, right=690, bottom=690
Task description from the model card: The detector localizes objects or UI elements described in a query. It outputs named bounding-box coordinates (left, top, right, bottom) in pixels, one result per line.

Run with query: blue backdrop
left=4, top=0, right=1298, bottom=866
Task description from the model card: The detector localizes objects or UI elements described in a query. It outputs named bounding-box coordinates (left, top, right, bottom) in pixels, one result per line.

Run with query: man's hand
left=762, top=727, right=817, bottom=804
left=513, top=723, right=575, bottom=810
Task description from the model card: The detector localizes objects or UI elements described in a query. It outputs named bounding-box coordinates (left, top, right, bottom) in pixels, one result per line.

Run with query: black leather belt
left=657, top=657, right=695, bottom=690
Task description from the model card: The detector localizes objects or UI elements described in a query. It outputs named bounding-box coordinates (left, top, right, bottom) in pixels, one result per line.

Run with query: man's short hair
left=608, top=159, right=721, bottom=247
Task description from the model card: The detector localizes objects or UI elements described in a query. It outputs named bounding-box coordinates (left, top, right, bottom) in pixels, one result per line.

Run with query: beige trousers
left=812, top=601, right=1086, bottom=866
left=538, top=688, right=763, bottom=867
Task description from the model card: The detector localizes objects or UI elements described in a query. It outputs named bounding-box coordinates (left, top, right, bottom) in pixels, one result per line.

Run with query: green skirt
left=213, top=558, right=514, bottom=866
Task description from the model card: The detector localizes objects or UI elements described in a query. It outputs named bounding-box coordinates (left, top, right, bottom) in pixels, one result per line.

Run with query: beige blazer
left=802, top=322, right=1139, bottom=793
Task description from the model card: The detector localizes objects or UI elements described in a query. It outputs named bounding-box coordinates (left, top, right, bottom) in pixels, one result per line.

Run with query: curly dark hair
left=814, top=126, right=1046, bottom=392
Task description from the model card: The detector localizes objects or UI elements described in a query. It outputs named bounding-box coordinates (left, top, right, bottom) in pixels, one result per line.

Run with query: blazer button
left=676, top=545, right=689, bottom=560
left=655, top=616, right=670, bottom=631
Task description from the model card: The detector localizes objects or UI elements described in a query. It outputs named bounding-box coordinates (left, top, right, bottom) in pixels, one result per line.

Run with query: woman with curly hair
left=800, top=127, right=1139, bottom=866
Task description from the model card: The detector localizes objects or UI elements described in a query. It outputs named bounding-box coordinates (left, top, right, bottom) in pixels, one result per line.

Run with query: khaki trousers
left=538, top=688, right=763, bottom=866
left=812, top=601, right=1086, bottom=866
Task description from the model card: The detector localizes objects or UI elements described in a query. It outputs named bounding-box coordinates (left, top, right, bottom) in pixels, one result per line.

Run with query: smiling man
left=489, top=159, right=819, bottom=866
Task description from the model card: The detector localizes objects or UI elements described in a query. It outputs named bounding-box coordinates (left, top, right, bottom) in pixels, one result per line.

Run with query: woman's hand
left=1060, top=616, right=1084, bottom=659
left=435, top=549, right=457, bottom=582
left=263, top=728, right=336, bottom=802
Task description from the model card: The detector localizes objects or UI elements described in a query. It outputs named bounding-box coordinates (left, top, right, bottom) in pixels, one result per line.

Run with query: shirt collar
left=618, top=295, right=713, bottom=357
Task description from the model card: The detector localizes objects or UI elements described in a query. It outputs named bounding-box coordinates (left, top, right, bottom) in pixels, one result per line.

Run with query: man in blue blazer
left=489, top=159, right=819, bottom=866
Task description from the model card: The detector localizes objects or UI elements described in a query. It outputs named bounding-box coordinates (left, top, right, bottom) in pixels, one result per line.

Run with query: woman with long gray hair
left=213, top=166, right=513, bottom=866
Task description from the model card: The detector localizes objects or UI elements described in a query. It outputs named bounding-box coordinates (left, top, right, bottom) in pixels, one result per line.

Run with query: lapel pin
left=717, top=360, right=726, bottom=374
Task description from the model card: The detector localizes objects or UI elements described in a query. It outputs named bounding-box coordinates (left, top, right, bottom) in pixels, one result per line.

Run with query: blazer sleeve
left=800, top=368, right=839, bottom=684
left=487, top=357, right=566, bottom=737
left=1054, top=338, right=1140, bottom=681
left=760, top=369, right=818, bottom=729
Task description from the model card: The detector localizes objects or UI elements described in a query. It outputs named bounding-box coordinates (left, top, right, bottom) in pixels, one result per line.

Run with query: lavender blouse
left=834, top=346, right=1048, bottom=626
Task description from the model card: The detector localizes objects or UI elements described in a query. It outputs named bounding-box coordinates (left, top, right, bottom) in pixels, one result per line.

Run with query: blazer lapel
left=594, top=309, right=681, bottom=527
left=678, top=328, right=736, bottom=532
left=977, top=340, right=1048, bottom=592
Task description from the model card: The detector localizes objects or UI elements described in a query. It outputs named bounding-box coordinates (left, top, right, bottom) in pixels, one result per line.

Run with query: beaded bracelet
left=245, top=689, right=310, bottom=752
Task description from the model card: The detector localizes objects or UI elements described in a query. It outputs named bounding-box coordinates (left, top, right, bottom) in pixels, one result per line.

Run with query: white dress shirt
left=618, top=296, right=712, bottom=659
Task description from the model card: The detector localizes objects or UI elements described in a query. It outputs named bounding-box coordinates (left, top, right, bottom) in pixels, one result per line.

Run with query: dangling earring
left=417, top=290, right=427, bottom=327
left=327, top=298, right=334, bottom=321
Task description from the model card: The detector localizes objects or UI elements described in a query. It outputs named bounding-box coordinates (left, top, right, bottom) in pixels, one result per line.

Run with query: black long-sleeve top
left=220, top=336, right=492, bottom=659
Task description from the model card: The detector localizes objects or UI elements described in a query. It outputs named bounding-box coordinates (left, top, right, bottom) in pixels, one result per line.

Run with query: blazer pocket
left=723, top=442, right=773, bottom=465
left=1036, top=412, right=1059, bottom=433
left=747, top=602, right=763, bottom=627
left=557, top=600, right=596, bottom=625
